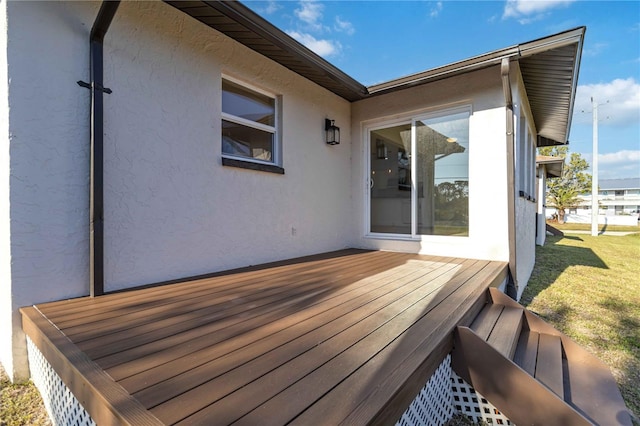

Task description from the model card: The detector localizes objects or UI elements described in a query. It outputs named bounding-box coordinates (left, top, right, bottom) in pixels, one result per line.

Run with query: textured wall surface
left=2, top=1, right=98, bottom=380
left=101, top=2, right=352, bottom=290
left=2, top=0, right=352, bottom=379
left=351, top=66, right=511, bottom=262
left=0, top=0, right=13, bottom=379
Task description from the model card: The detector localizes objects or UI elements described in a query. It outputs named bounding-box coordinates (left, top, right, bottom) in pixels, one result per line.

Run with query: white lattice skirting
left=397, top=354, right=456, bottom=426
left=27, top=339, right=511, bottom=426
left=26, top=337, right=96, bottom=426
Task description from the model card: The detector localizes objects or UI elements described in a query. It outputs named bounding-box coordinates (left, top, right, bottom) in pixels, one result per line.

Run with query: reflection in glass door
left=368, top=108, right=470, bottom=237
left=369, top=124, right=412, bottom=235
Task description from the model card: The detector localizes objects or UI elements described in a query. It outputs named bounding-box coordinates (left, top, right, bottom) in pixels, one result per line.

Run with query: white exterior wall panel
left=351, top=66, right=510, bottom=262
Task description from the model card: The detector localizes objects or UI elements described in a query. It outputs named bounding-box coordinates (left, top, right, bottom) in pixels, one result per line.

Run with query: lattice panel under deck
left=27, top=337, right=96, bottom=426
left=396, top=354, right=456, bottom=426
left=451, top=372, right=513, bottom=425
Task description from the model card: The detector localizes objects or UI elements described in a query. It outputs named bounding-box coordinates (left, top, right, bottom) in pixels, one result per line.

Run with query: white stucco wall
left=536, top=166, right=547, bottom=246
left=512, top=69, right=538, bottom=300
left=351, top=66, right=510, bottom=262
left=101, top=2, right=352, bottom=290
left=2, top=1, right=352, bottom=379
left=2, top=1, right=98, bottom=381
left=0, top=0, right=14, bottom=379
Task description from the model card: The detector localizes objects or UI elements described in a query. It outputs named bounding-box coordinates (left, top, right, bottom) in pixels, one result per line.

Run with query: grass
left=521, top=232, right=640, bottom=421
left=0, top=366, right=50, bottom=426
left=548, top=220, right=639, bottom=233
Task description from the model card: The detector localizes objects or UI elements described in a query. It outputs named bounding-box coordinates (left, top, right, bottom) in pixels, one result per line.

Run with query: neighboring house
left=578, top=178, right=640, bottom=215
left=536, top=155, right=564, bottom=246
left=546, top=178, right=640, bottom=226
left=0, top=0, right=584, bottom=394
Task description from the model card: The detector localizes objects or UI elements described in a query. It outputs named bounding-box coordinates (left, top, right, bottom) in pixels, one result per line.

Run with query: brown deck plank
left=22, top=251, right=509, bottom=426
left=77, top=251, right=385, bottom=352
left=514, top=330, right=540, bottom=376
left=470, top=304, right=503, bottom=340
left=139, top=259, right=470, bottom=419
left=101, top=258, right=446, bottom=378
left=487, top=306, right=523, bottom=359
left=57, top=250, right=389, bottom=338
left=280, top=261, right=507, bottom=426
left=39, top=249, right=376, bottom=323
left=535, top=333, right=564, bottom=397
left=170, top=260, right=490, bottom=426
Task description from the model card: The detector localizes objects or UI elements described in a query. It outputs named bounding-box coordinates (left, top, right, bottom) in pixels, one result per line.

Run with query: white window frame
left=221, top=75, right=281, bottom=167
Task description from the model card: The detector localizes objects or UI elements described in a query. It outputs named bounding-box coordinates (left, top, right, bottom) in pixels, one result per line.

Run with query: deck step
left=453, top=288, right=632, bottom=425
left=514, top=331, right=566, bottom=398
left=470, top=303, right=523, bottom=359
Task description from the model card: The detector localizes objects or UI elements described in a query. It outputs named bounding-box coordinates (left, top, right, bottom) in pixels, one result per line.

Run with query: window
left=221, top=78, right=281, bottom=171
left=518, top=114, right=535, bottom=200
left=368, top=108, right=470, bottom=237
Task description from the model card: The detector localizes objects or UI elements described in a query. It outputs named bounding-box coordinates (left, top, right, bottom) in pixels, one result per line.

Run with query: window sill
left=222, top=157, right=285, bottom=175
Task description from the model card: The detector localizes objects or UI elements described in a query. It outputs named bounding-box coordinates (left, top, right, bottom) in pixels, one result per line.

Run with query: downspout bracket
left=77, top=80, right=112, bottom=94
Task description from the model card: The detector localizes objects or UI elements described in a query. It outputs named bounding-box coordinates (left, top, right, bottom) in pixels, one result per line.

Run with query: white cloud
left=334, top=16, right=355, bottom=35
left=430, top=2, right=443, bottom=18
left=574, top=78, right=640, bottom=126
left=583, top=42, right=608, bottom=57
left=503, top=0, right=575, bottom=23
left=264, top=1, right=281, bottom=15
left=577, top=150, right=640, bottom=179
left=294, top=0, right=324, bottom=31
left=599, top=150, right=640, bottom=165
left=286, top=30, right=341, bottom=57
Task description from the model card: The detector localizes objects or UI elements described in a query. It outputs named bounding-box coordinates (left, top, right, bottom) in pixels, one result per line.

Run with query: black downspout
left=89, top=2, right=120, bottom=297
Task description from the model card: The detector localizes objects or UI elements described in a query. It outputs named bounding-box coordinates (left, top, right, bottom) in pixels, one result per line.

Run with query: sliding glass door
left=369, top=108, right=470, bottom=237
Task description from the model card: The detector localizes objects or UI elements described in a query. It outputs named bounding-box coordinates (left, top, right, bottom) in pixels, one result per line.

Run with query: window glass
left=415, top=112, right=469, bottom=236
left=222, top=80, right=275, bottom=126
left=222, top=120, right=273, bottom=161
left=222, top=79, right=277, bottom=164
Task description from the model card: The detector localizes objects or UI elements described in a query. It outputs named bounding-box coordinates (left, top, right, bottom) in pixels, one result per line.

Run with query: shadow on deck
left=21, top=249, right=507, bottom=425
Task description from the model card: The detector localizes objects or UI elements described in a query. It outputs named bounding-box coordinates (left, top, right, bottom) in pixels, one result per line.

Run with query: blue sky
left=246, top=0, right=640, bottom=180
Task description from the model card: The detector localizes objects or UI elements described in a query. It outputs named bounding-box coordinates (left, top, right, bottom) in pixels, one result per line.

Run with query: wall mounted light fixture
left=325, top=119, right=340, bottom=145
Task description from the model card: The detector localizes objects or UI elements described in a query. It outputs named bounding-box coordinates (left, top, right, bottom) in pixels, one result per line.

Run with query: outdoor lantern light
left=325, top=119, right=340, bottom=145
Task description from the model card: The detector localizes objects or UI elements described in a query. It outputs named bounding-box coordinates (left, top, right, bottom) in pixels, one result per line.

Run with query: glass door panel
left=415, top=112, right=469, bottom=236
left=369, top=124, right=412, bottom=234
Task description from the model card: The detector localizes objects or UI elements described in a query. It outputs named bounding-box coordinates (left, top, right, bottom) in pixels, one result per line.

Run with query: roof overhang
left=163, top=0, right=368, bottom=101
left=164, top=1, right=584, bottom=146
left=536, top=155, right=564, bottom=178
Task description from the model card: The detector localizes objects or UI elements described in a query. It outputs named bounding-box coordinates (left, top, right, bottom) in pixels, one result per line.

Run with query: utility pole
left=591, top=97, right=598, bottom=237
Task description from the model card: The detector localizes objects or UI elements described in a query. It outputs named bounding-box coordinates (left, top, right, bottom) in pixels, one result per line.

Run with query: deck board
left=21, top=249, right=507, bottom=426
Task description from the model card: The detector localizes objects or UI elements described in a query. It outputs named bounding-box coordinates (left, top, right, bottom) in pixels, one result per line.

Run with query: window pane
left=222, top=120, right=273, bottom=161
left=416, top=112, right=469, bottom=236
left=370, top=124, right=412, bottom=235
left=222, top=80, right=275, bottom=127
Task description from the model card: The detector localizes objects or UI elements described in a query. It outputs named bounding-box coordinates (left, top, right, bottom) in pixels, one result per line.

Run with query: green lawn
left=548, top=220, right=639, bottom=233
left=521, top=233, right=640, bottom=421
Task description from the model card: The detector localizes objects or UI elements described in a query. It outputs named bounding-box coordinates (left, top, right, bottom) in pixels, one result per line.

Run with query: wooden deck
left=21, top=249, right=507, bottom=425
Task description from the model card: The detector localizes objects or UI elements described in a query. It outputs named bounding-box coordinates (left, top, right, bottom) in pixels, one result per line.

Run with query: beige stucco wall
left=351, top=66, right=511, bottom=262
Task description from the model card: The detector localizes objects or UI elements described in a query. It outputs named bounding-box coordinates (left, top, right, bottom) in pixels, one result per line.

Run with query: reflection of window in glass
left=415, top=112, right=469, bottom=236
left=222, top=78, right=278, bottom=164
